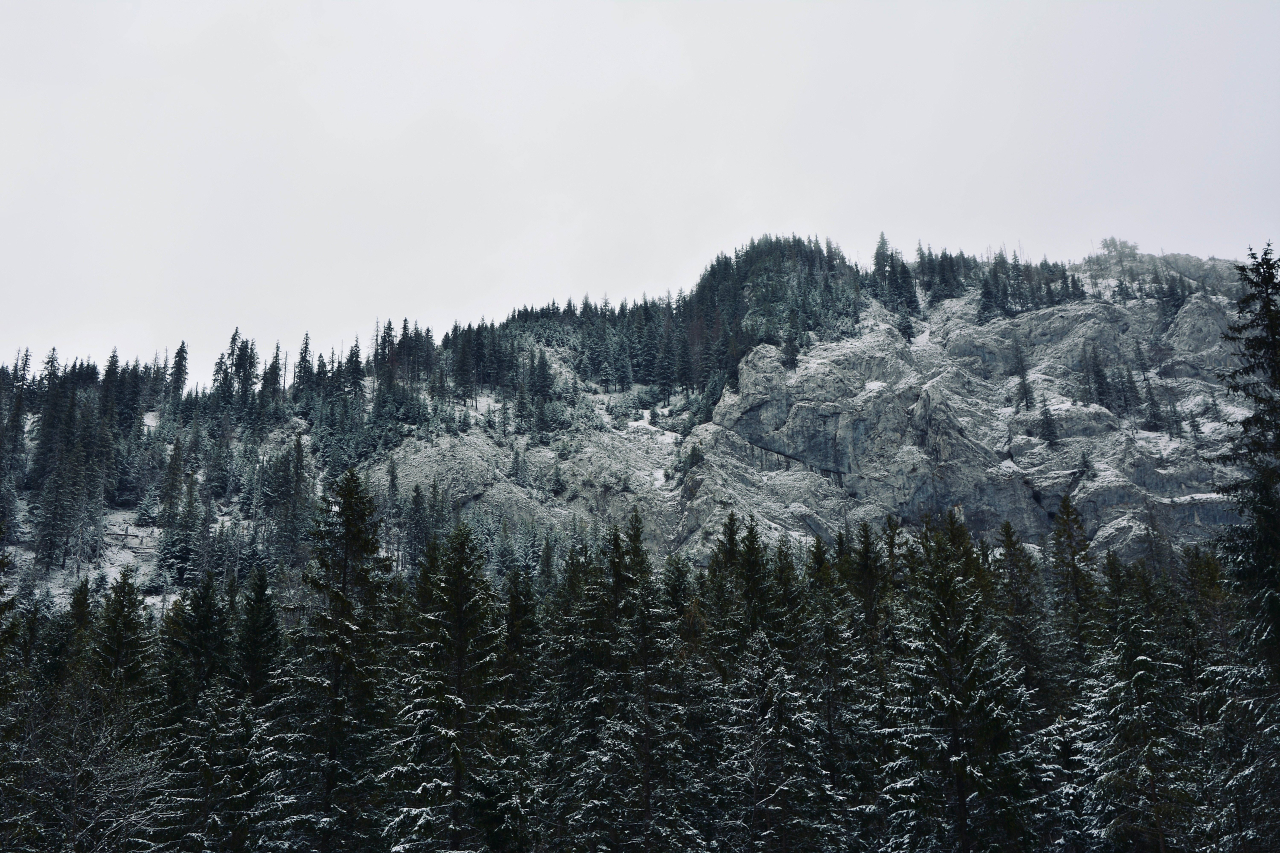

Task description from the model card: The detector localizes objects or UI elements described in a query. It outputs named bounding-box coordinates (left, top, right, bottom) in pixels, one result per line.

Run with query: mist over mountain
left=1, top=234, right=1277, bottom=851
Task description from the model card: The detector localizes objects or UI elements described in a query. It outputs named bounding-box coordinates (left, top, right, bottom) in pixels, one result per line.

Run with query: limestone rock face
left=689, top=293, right=1240, bottom=560
left=370, top=288, right=1241, bottom=566
left=10, top=264, right=1247, bottom=609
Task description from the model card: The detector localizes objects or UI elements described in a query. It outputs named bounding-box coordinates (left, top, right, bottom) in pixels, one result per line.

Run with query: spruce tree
left=883, top=513, right=1038, bottom=853
left=781, top=308, right=801, bottom=370
left=388, top=522, right=504, bottom=852
left=256, top=468, right=391, bottom=851
left=156, top=478, right=202, bottom=586
left=1221, top=243, right=1280, bottom=679
left=1049, top=496, right=1099, bottom=697
left=1039, top=395, right=1060, bottom=445
left=1010, top=336, right=1035, bottom=411
left=993, top=522, right=1051, bottom=705
left=800, top=534, right=871, bottom=846
left=169, top=341, right=188, bottom=408
left=727, top=632, right=832, bottom=853
left=159, top=436, right=184, bottom=527
left=153, top=684, right=257, bottom=852
left=845, top=521, right=892, bottom=648
left=236, top=564, right=280, bottom=701
left=95, top=566, right=149, bottom=691
left=1082, top=582, right=1197, bottom=851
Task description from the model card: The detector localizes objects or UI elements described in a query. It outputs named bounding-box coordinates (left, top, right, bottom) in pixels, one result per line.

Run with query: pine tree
left=883, top=514, right=1038, bottom=852
left=1221, top=243, right=1280, bottom=679
left=159, top=436, right=184, bottom=527
left=845, top=521, right=892, bottom=651
left=873, top=232, right=891, bottom=284
left=169, top=341, right=189, bottom=409
left=1039, top=395, right=1060, bottom=445
left=702, top=512, right=746, bottom=671
left=736, top=516, right=775, bottom=644
left=993, top=522, right=1051, bottom=705
left=256, top=468, right=391, bottom=851
left=1049, top=496, right=1099, bottom=705
left=95, top=566, right=150, bottom=690
left=156, top=478, right=203, bottom=586
left=181, top=568, right=230, bottom=701
left=153, top=684, right=258, bottom=852
left=1010, top=336, right=1035, bottom=411
left=618, top=508, right=701, bottom=850
left=800, top=534, right=870, bottom=846
left=978, top=273, right=1001, bottom=322
left=726, top=632, right=832, bottom=853
left=237, top=564, right=280, bottom=701
left=1082, top=586, right=1197, bottom=851
left=388, top=522, right=504, bottom=852
left=781, top=308, right=801, bottom=370
left=543, top=522, right=640, bottom=849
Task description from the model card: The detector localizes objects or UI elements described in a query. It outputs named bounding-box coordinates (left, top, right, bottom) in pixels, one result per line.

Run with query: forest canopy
left=0, top=237, right=1273, bottom=852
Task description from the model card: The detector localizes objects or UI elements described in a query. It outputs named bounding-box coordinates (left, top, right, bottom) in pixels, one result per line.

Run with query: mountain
left=0, top=235, right=1245, bottom=594
left=4, top=235, right=1278, bottom=853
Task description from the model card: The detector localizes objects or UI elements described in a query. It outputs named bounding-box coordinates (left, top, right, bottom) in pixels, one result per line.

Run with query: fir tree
left=781, top=308, right=801, bottom=370
left=256, top=468, right=391, bottom=851
left=1039, top=395, right=1060, bottom=445
left=1082, top=591, right=1197, bottom=851
left=993, top=522, right=1051, bottom=705
left=883, top=514, right=1038, bottom=852
left=236, top=564, right=280, bottom=701
left=1010, top=336, right=1035, bottom=411
left=388, top=522, right=504, bottom=852
left=1049, top=496, right=1099, bottom=701
left=800, top=534, right=870, bottom=845
left=1221, top=243, right=1280, bottom=679
left=728, top=632, right=832, bottom=853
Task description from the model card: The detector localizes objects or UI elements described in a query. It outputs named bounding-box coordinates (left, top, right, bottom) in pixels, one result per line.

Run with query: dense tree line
left=0, top=238, right=1272, bottom=851
left=0, top=233, right=1227, bottom=567
left=0, top=479, right=1277, bottom=851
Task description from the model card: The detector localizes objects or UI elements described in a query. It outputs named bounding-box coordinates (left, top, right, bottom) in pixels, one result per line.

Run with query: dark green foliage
left=1222, top=244, right=1280, bottom=679
left=1, top=237, right=1275, bottom=850
left=884, top=514, right=1037, bottom=852
left=1011, top=336, right=1035, bottom=411
left=1082, top=570, right=1197, bottom=852
left=1039, top=395, right=1060, bottom=445
left=1, top=500, right=1278, bottom=850
left=237, top=564, right=279, bottom=700
left=993, top=522, right=1051, bottom=704
left=253, top=468, right=393, bottom=851
left=1049, top=496, right=1100, bottom=694
left=781, top=307, right=801, bottom=369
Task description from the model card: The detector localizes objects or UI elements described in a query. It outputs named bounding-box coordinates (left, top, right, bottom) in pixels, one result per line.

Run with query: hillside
left=3, top=236, right=1278, bottom=853
left=0, top=236, right=1246, bottom=599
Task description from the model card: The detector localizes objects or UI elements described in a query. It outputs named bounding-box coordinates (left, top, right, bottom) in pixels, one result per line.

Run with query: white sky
left=2, top=1, right=1277, bottom=383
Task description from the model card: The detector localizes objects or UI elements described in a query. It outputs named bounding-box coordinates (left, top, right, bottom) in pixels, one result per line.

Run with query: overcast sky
left=2, top=1, right=1277, bottom=383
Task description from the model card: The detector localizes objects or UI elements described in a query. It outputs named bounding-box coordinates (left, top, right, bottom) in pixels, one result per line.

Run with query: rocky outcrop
left=688, top=292, right=1241, bottom=560
left=364, top=288, right=1240, bottom=567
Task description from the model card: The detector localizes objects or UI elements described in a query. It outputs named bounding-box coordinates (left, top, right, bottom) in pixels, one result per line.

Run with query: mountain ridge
left=0, top=235, right=1246, bottom=600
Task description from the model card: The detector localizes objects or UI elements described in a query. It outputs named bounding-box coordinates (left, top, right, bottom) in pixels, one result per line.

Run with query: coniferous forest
left=0, top=236, right=1277, bottom=852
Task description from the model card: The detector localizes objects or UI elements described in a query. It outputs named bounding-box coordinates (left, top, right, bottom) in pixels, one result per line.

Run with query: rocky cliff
left=5, top=247, right=1245, bottom=599
left=375, top=283, right=1241, bottom=564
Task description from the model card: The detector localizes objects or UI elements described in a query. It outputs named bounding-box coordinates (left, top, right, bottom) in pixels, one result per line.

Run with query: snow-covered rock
left=358, top=290, right=1241, bottom=566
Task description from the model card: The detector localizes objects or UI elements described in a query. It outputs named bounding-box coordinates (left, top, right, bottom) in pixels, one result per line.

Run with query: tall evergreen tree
left=1082, top=588, right=1197, bottom=851
left=256, top=468, right=391, bottom=851
left=1049, top=496, right=1100, bottom=697
left=883, top=514, right=1038, bottom=853
left=237, top=563, right=280, bottom=701
left=1221, top=243, right=1280, bottom=679
left=388, top=522, right=504, bottom=852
